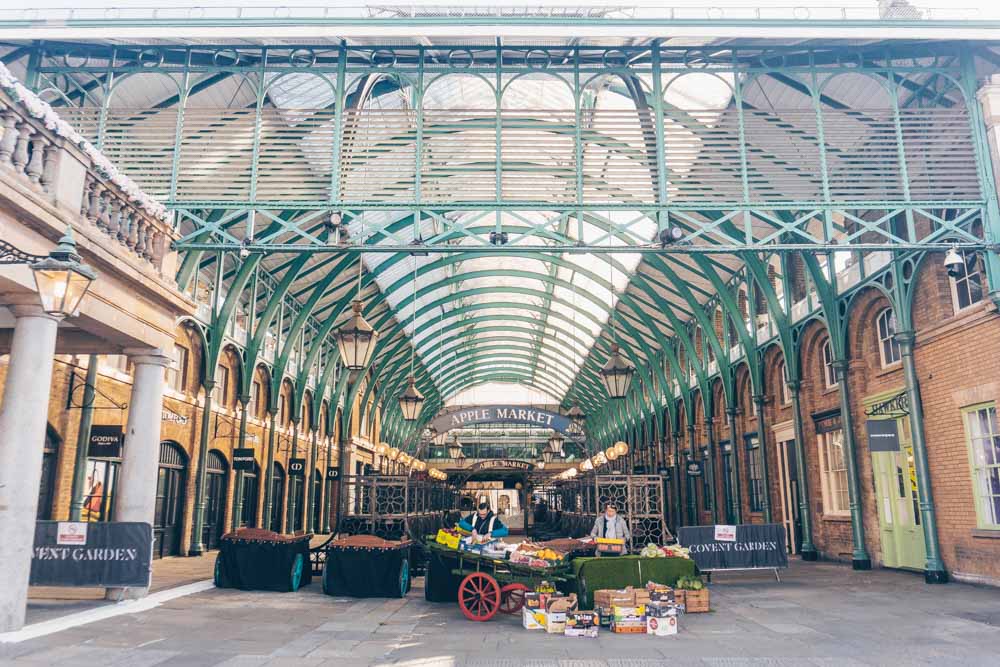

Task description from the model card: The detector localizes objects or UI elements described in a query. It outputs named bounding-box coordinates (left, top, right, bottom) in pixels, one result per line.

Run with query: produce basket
left=684, top=588, right=710, bottom=613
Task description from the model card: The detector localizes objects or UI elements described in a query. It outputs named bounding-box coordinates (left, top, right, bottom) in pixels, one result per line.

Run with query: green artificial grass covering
left=571, top=556, right=697, bottom=609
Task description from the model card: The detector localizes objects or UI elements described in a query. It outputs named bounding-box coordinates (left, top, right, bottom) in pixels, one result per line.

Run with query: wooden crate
left=672, top=589, right=686, bottom=609
left=684, top=589, right=710, bottom=613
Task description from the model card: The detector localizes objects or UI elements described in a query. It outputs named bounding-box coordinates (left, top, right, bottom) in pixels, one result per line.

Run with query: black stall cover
left=678, top=524, right=788, bottom=571
left=218, top=533, right=313, bottom=591
left=324, top=543, right=409, bottom=597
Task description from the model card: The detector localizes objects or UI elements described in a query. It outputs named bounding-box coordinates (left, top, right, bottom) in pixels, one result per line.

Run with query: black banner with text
left=678, top=524, right=788, bottom=571
left=30, top=521, right=153, bottom=588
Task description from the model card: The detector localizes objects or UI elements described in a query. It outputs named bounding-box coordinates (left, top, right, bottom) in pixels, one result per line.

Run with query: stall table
left=214, top=529, right=313, bottom=592
left=321, top=535, right=413, bottom=598
left=572, top=555, right=696, bottom=609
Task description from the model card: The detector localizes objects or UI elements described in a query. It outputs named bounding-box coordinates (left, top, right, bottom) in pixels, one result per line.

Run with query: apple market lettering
left=429, top=405, right=573, bottom=435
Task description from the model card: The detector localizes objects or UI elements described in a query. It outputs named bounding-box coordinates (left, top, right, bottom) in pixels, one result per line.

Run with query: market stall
left=320, top=535, right=413, bottom=598
left=214, top=528, right=313, bottom=592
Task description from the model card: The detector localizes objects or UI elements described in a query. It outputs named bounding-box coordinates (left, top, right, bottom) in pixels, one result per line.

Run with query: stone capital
left=8, top=303, right=63, bottom=323
left=123, top=348, right=171, bottom=367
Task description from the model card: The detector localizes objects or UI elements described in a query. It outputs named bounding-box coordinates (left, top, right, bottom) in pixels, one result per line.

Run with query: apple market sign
left=469, top=459, right=535, bottom=472
left=429, top=405, right=576, bottom=436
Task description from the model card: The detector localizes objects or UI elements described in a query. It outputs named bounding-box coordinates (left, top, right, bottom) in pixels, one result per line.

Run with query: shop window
left=822, top=339, right=838, bottom=389
left=778, top=361, right=791, bottom=405
left=249, top=379, right=262, bottom=418
left=950, top=250, right=984, bottom=313
left=746, top=436, right=764, bottom=512
left=167, top=344, right=189, bottom=393
left=82, top=458, right=120, bottom=522
left=279, top=393, right=289, bottom=427
left=962, top=404, right=1000, bottom=529
left=817, top=429, right=850, bottom=516
left=213, top=365, right=231, bottom=407
left=876, top=308, right=901, bottom=368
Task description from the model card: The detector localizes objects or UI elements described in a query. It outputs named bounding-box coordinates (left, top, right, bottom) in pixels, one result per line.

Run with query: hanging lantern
left=542, top=449, right=554, bottom=463
left=547, top=433, right=565, bottom=456
left=594, top=451, right=608, bottom=466
left=536, top=460, right=546, bottom=470
left=580, top=458, right=594, bottom=472
left=447, top=435, right=463, bottom=459
left=387, top=447, right=400, bottom=461
left=605, top=446, right=618, bottom=461
left=565, top=467, right=578, bottom=478
left=567, top=405, right=585, bottom=427
left=614, top=441, right=629, bottom=456
left=398, top=376, right=424, bottom=421
left=599, top=343, right=634, bottom=399
left=376, top=442, right=389, bottom=456
left=336, top=299, right=380, bottom=371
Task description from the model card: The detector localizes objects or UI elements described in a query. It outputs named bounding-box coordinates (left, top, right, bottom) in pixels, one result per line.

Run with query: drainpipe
left=231, top=395, right=249, bottom=531
left=69, top=355, right=98, bottom=521
left=262, top=411, right=276, bottom=531
left=704, top=416, right=719, bottom=524
left=189, top=380, right=215, bottom=556
left=726, top=407, right=743, bottom=524
left=896, top=331, right=947, bottom=583
left=832, top=359, right=871, bottom=570
left=686, top=424, right=697, bottom=526
left=753, top=394, right=773, bottom=523
left=787, top=380, right=817, bottom=561
left=286, top=417, right=300, bottom=532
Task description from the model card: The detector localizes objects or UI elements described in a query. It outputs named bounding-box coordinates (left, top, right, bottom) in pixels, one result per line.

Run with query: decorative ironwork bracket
left=0, top=239, right=46, bottom=265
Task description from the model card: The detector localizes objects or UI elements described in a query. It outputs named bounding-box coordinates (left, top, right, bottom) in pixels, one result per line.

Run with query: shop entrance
left=870, top=417, right=925, bottom=571
left=269, top=462, right=285, bottom=533
left=154, top=442, right=187, bottom=559
left=203, top=450, right=227, bottom=550
left=774, top=429, right=801, bottom=554
left=240, top=463, right=259, bottom=528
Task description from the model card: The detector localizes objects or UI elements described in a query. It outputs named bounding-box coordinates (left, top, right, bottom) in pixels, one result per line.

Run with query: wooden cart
left=423, top=539, right=574, bottom=622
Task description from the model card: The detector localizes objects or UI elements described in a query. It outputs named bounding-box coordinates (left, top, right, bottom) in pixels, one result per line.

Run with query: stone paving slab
left=3, top=558, right=1000, bottom=666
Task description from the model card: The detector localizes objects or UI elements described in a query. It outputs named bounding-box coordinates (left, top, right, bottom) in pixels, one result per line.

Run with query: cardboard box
left=595, top=607, right=613, bottom=627
left=611, top=604, right=646, bottom=618
left=565, top=625, right=599, bottom=638
left=650, top=588, right=675, bottom=603
left=522, top=608, right=546, bottom=630
left=524, top=592, right=545, bottom=609
left=545, top=593, right=578, bottom=614
left=546, top=616, right=567, bottom=634
left=647, top=614, right=678, bottom=636
left=594, top=589, right=634, bottom=609
left=645, top=601, right=678, bottom=618
left=567, top=611, right=598, bottom=627
left=632, top=590, right=652, bottom=605
left=611, top=617, right=647, bottom=634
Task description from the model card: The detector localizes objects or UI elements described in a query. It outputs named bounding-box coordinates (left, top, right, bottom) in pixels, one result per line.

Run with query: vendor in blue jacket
left=459, top=502, right=509, bottom=542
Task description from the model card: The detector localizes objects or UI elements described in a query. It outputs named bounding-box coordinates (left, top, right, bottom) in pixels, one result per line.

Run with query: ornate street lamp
left=11, top=227, right=97, bottom=316
left=336, top=300, right=379, bottom=371
left=541, top=449, right=554, bottom=463
left=398, top=376, right=424, bottom=421
left=547, top=432, right=564, bottom=456
left=599, top=343, right=634, bottom=399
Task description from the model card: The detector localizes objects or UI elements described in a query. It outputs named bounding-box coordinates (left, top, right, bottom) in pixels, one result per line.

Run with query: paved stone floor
left=4, top=558, right=1000, bottom=666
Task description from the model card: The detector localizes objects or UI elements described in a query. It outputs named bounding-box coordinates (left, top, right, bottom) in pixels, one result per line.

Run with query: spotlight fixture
left=658, top=226, right=685, bottom=247
left=489, top=231, right=509, bottom=246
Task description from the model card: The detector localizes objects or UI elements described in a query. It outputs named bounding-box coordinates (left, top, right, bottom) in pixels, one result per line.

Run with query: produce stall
left=572, top=548, right=696, bottom=609
left=424, top=533, right=576, bottom=622
left=214, top=528, right=313, bottom=592
left=320, top=535, right=412, bottom=598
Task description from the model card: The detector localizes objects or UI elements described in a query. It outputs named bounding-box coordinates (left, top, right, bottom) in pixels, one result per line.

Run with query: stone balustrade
left=0, top=91, right=176, bottom=278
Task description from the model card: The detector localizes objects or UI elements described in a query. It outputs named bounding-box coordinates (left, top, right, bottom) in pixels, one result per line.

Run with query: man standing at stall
left=459, top=500, right=510, bottom=543
left=591, top=502, right=631, bottom=555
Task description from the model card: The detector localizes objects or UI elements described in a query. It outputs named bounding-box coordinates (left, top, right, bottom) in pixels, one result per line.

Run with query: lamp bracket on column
left=0, top=239, right=46, bottom=265
left=66, top=369, right=128, bottom=411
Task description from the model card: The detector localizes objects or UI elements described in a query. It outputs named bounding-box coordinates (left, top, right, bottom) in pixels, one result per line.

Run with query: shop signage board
left=468, top=459, right=534, bottom=472
left=88, top=425, right=123, bottom=458
left=30, top=521, right=152, bottom=588
left=428, top=405, right=576, bottom=437
left=326, top=467, right=340, bottom=480
left=685, top=461, right=702, bottom=477
left=232, top=448, right=255, bottom=471
left=678, top=524, right=788, bottom=576
left=288, top=458, right=306, bottom=477
left=866, top=419, right=901, bottom=452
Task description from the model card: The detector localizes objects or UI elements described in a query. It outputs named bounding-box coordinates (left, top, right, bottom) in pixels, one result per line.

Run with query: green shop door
left=870, top=417, right=925, bottom=571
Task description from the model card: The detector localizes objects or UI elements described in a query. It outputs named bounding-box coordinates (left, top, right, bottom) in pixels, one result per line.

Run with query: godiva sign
left=429, top=405, right=575, bottom=435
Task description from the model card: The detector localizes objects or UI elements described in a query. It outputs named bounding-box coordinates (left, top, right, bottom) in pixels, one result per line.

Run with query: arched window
left=822, top=339, right=838, bottom=389
left=876, top=308, right=901, bottom=368
left=778, top=361, right=791, bottom=405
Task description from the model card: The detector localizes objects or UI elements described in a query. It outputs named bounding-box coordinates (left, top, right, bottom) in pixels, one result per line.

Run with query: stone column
left=0, top=305, right=62, bottom=632
left=106, top=349, right=169, bottom=600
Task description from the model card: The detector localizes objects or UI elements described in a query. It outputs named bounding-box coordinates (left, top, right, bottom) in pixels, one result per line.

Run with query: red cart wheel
left=458, top=572, right=501, bottom=622
left=498, top=583, right=529, bottom=614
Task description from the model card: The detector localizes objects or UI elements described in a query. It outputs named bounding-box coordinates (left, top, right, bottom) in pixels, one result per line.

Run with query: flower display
left=0, top=62, right=170, bottom=223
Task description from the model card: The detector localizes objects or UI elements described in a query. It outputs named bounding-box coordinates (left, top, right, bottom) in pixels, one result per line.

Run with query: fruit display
left=510, top=543, right=566, bottom=568
left=636, top=543, right=691, bottom=559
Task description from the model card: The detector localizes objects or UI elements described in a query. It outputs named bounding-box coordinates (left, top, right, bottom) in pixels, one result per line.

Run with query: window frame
left=962, top=402, right=1000, bottom=530
left=746, top=435, right=764, bottom=512
left=213, top=364, right=231, bottom=408
left=817, top=428, right=850, bottom=517
left=876, top=308, right=901, bottom=368
left=778, top=360, right=791, bottom=406
left=167, top=344, right=189, bottom=394
left=950, top=250, right=985, bottom=314
left=822, top=339, right=838, bottom=389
